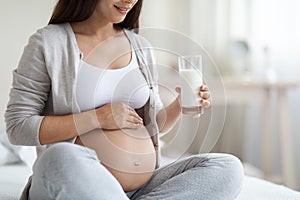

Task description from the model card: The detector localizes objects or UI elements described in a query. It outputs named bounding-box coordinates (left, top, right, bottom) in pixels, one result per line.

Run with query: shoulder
left=26, top=23, right=77, bottom=58
left=36, top=23, right=71, bottom=43
left=27, top=23, right=72, bottom=48
left=24, top=23, right=79, bottom=68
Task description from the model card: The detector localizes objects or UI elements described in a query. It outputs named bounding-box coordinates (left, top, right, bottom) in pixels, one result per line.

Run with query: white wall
left=141, top=0, right=190, bottom=34
left=141, top=0, right=230, bottom=66
left=0, top=0, right=56, bottom=129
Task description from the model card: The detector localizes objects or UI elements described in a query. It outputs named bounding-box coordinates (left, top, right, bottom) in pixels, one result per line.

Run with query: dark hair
left=48, top=0, right=143, bottom=31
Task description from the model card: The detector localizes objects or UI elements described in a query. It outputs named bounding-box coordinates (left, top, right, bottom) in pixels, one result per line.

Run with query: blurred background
left=141, top=0, right=300, bottom=190
left=0, top=0, right=299, bottom=190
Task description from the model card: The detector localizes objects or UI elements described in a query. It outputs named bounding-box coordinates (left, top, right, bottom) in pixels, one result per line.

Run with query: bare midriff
left=75, top=126, right=156, bottom=192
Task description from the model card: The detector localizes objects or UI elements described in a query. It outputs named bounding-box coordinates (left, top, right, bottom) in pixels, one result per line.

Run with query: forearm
left=156, top=97, right=181, bottom=133
left=39, top=110, right=98, bottom=145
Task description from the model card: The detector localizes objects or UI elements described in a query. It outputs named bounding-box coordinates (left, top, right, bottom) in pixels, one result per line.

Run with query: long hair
left=48, top=0, right=143, bottom=31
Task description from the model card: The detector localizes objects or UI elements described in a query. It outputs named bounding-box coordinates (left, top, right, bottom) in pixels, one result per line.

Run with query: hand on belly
left=75, top=126, right=156, bottom=191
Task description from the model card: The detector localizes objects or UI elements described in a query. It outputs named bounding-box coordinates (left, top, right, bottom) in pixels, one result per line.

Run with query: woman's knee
left=208, top=153, right=244, bottom=193
left=30, top=143, right=126, bottom=199
left=221, top=154, right=244, bottom=180
left=186, top=153, right=244, bottom=185
left=204, top=153, right=243, bottom=169
left=32, top=143, right=97, bottom=176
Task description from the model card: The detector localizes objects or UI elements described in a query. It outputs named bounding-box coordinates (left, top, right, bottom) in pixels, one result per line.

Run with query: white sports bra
left=76, top=50, right=150, bottom=112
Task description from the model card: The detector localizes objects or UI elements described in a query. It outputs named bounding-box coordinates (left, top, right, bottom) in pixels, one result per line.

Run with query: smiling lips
left=114, top=5, right=131, bottom=15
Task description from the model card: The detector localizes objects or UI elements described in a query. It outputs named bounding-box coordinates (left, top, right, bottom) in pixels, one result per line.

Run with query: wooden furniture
left=223, top=77, right=299, bottom=189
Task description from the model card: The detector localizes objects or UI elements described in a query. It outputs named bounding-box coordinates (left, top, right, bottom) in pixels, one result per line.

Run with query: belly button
left=134, top=161, right=141, bottom=167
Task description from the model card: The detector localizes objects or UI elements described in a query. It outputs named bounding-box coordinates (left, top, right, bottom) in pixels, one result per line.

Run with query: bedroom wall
left=0, top=0, right=56, bottom=129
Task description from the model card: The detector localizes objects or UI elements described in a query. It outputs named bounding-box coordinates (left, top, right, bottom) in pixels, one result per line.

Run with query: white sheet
left=237, top=176, right=300, bottom=200
left=0, top=165, right=32, bottom=200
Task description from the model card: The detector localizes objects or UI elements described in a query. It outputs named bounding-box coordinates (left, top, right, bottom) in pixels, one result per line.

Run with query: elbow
left=159, top=126, right=169, bottom=134
left=5, top=126, right=23, bottom=145
left=156, top=109, right=172, bottom=133
left=157, top=120, right=171, bottom=134
left=5, top=116, right=43, bottom=146
left=5, top=124, right=27, bottom=146
left=5, top=110, right=21, bottom=145
left=6, top=125, right=40, bottom=146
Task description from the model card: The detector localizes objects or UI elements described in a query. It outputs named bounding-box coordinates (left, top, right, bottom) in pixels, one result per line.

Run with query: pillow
left=0, top=143, right=20, bottom=165
left=0, top=128, right=37, bottom=167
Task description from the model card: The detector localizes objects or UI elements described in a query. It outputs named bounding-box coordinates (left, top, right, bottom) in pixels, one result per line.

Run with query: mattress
left=0, top=164, right=32, bottom=200
left=237, top=176, right=300, bottom=200
left=0, top=164, right=299, bottom=200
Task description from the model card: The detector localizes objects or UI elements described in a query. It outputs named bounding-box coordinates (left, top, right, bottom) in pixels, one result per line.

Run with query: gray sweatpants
left=28, top=143, right=243, bottom=200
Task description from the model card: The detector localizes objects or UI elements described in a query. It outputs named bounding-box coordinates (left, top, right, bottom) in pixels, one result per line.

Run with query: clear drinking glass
left=178, top=55, right=204, bottom=115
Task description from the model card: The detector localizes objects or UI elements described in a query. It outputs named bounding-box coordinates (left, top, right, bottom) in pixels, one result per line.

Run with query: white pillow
left=0, top=143, right=20, bottom=165
left=0, top=128, right=37, bottom=167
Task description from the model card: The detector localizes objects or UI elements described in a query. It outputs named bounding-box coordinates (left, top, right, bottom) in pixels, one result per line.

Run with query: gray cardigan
left=5, top=23, right=163, bottom=164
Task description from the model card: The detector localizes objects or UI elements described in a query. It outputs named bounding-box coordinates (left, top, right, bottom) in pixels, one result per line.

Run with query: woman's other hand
left=95, top=103, right=143, bottom=130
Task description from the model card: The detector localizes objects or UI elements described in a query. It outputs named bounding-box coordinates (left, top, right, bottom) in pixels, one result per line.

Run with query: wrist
left=171, top=96, right=182, bottom=116
left=73, top=110, right=99, bottom=135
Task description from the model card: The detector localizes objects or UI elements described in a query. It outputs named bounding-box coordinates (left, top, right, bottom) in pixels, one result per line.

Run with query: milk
left=179, top=69, right=203, bottom=108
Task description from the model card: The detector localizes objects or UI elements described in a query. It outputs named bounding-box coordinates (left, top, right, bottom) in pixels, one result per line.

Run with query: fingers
left=125, top=105, right=144, bottom=128
left=103, top=103, right=144, bottom=129
left=199, top=91, right=210, bottom=99
left=200, top=85, right=209, bottom=91
left=127, top=111, right=143, bottom=125
left=127, top=107, right=142, bottom=120
left=125, top=120, right=143, bottom=129
left=198, top=85, right=211, bottom=108
left=200, top=99, right=211, bottom=108
left=199, top=85, right=210, bottom=98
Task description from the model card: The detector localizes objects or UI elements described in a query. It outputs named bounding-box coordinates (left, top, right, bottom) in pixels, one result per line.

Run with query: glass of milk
left=178, top=55, right=204, bottom=115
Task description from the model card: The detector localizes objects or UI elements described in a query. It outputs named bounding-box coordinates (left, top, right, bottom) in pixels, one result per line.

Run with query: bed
left=1, top=163, right=300, bottom=200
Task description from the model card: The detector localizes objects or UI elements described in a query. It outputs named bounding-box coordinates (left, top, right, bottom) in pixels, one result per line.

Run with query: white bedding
left=237, top=176, right=300, bottom=200
left=0, top=164, right=300, bottom=200
left=0, top=165, right=32, bottom=200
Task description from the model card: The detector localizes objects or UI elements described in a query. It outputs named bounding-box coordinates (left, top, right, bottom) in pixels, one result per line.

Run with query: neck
left=71, top=18, right=120, bottom=42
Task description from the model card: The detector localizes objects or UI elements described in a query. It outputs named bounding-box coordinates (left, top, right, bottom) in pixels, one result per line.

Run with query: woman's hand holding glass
left=176, top=85, right=211, bottom=118
left=95, top=103, right=143, bottom=130
left=198, top=85, right=211, bottom=108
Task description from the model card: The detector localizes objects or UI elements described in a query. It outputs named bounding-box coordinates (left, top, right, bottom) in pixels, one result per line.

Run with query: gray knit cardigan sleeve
left=5, top=29, right=50, bottom=146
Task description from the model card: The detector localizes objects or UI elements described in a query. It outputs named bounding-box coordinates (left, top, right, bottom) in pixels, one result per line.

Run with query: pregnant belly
left=75, top=126, right=156, bottom=192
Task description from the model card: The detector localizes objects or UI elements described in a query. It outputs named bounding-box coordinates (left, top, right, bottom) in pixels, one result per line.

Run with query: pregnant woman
left=5, top=0, right=244, bottom=199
